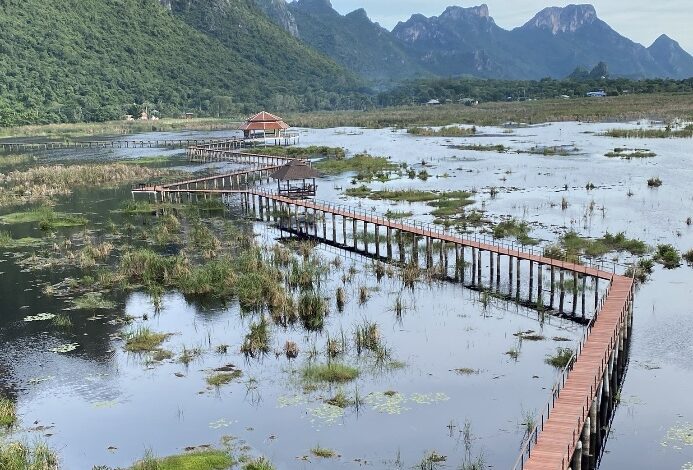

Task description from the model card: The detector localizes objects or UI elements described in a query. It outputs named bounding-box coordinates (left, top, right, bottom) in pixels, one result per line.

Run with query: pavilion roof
left=239, top=111, right=290, bottom=131
left=271, top=160, right=319, bottom=181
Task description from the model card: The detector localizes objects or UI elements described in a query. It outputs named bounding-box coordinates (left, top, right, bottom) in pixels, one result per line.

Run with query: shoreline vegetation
left=0, top=118, right=242, bottom=140
left=286, top=93, right=693, bottom=129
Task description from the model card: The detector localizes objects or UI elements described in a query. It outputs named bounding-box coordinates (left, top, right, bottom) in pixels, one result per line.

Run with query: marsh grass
left=545, top=348, right=574, bottom=368
left=625, top=258, right=655, bottom=283
left=602, top=125, right=693, bottom=138
left=408, top=126, right=476, bottom=137
left=0, top=397, right=16, bottom=428
left=0, top=231, right=42, bottom=248
left=683, top=250, right=693, bottom=266
left=653, top=244, right=681, bottom=269
left=302, top=363, right=359, bottom=384
left=51, top=314, right=72, bottom=328
left=179, top=346, right=203, bottom=366
left=310, top=445, right=337, bottom=458
left=207, top=370, right=242, bottom=387
left=242, top=457, right=275, bottom=470
left=241, top=319, right=270, bottom=357
left=492, top=219, right=537, bottom=245
left=72, top=292, right=116, bottom=310
left=284, top=341, right=299, bottom=359
left=355, top=321, right=381, bottom=355
left=604, top=148, right=656, bottom=159
left=647, top=177, right=663, bottom=187
left=314, top=153, right=397, bottom=180
left=124, top=327, right=170, bottom=353
left=0, top=207, right=87, bottom=230
left=558, top=231, right=648, bottom=259
left=131, top=448, right=234, bottom=470
left=335, top=287, right=346, bottom=311
left=0, top=441, right=59, bottom=470
left=298, top=292, right=327, bottom=331
left=325, top=390, right=354, bottom=408
left=451, top=143, right=507, bottom=152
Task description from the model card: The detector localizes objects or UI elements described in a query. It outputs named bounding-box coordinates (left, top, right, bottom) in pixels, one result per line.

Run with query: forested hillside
left=0, top=0, right=362, bottom=126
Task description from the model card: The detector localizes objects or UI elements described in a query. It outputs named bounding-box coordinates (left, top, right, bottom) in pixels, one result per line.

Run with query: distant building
left=459, top=98, right=479, bottom=106
left=239, top=111, right=290, bottom=140
left=184, top=112, right=194, bottom=120
left=560, top=95, right=571, bottom=99
left=586, top=90, right=607, bottom=97
left=425, top=99, right=441, bottom=106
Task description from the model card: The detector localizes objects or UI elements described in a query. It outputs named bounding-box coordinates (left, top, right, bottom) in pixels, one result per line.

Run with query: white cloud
left=329, top=0, right=693, bottom=52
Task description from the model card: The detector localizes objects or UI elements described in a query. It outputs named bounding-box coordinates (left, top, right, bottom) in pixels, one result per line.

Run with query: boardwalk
left=133, top=149, right=635, bottom=470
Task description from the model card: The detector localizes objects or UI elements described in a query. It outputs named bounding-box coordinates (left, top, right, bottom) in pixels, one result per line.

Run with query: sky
left=329, top=0, right=693, bottom=53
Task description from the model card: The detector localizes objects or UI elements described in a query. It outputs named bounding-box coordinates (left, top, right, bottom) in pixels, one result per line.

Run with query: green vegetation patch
left=0, top=442, right=58, bottom=469
left=408, top=126, right=476, bottom=137
left=131, top=450, right=234, bottom=470
left=653, top=244, right=681, bottom=269
left=0, top=397, right=16, bottom=427
left=206, top=371, right=243, bottom=387
left=0, top=231, right=42, bottom=248
left=72, top=292, right=115, bottom=310
left=314, top=153, right=397, bottom=176
left=302, top=363, right=359, bottom=384
left=555, top=231, right=648, bottom=260
left=124, top=327, right=171, bottom=353
left=545, top=348, right=574, bottom=369
left=310, top=446, right=337, bottom=458
left=251, top=146, right=345, bottom=159
left=601, top=125, right=693, bottom=138
left=0, top=207, right=87, bottom=229
left=450, top=143, right=507, bottom=152
left=492, top=219, right=538, bottom=245
left=242, top=457, right=275, bottom=470
left=604, top=147, right=656, bottom=159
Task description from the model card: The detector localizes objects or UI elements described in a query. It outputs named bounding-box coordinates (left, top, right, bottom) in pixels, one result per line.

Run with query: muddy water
left=0, top=122, right=692, bottom=469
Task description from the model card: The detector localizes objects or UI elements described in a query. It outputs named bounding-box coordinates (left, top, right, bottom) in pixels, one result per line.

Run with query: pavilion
left=239, top=111, right=290, bottom=140
left=270, top=160, right=319, bottom=198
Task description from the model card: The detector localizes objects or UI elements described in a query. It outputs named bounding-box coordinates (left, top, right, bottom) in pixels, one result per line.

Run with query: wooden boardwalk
left=133, top=154, right=635, bottom=470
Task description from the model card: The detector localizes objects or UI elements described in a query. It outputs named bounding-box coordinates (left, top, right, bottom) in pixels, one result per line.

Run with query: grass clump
left=131, top=449, right=234, bottom=470
left=408, top=125, right=476, bottom=137
left=242, top=457, right=275, bottom=470
left=302, top=363, right=359, bottom=384
left=558, top=231, right=648, bottom=259
left=298, top=291, right=327, bottom=331
left=653, top=244, right=681, bottom=269
left=207, top=371, right=242, bottom=387
left=51, top=314, right=72, bottom=328
left=604, top=148, right=656, bottom=159
left=601, top=125, right=693, bottom=138
left=0, top=206, right=87, bottom=230
left=0, top=441, right=59, bottom=469
left=310, top=446, right=337, bottom=458
left=124, top=327, right=170, bottom=353
left=0, top=397, right=16, bottom=428
left=0, top=231, right=42, bottom=248
left=625, top=258, right=655, bottom=283
left=492, top=219, right=537, bottom=245
left=314, top=153, right=397, bottom=179
left=647, top=177, right=662, bottom=187
left=325, top=390, right=354, bottom=408
left=72, top=292, right=116, bottom=310
left=683, top=250, right=693, bottom=266
left=451, top=143, right=507, bottom=152
left=545, top=348, right=574, bottom=369
left=241, top=319, right=270, bottom=358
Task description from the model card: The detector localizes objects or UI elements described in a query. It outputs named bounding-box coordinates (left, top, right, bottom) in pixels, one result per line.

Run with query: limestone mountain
left=648, top=34, right=693, bottom=79
left=285, top=0, right=426, bottom=84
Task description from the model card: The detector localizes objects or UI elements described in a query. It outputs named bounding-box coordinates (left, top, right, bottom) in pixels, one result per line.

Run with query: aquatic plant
left=0, top=397, right=16, bottom=428
left=207, top=371, right=242, bottom=387
left=625, top=258, right=655, bottom=283
left=314, top=152, right=397, bottom=177
left=72, top=292, right=116, bottom=310
left=179, top=346, right=203, bottom=366
left=325, top=390, right=354, bottom=408
left=130, top=449, right=234, bottom=470
left=0, top=441, right=58, bottom=470
left=355, top=321, right=381, bottom=355
left=51, top=314, right=72, bottom=328
left=545, top=348, right=574, bottom=368
left=647, top=177, right=663, bottom=187
left=310, top=445, right=336, bottom=458
left=683, top=250, right=693, bottom=266
left=242, top=457, right=275, bottom=470
left=241, top=319, right=270, bottom=358
left=124, top=327, right=170, bottom=353
left=298, top=291, right=327, bottom=331
left=417, top=450, right=447, bottom=469
left=408, top=125, right=476, bottom=137
left=335, top=287, right=346, bottom=311
left=302, top=363, right=359, bottom=384
left=283, top=341, right=299, bottom=359
left=654, top=244, right=681, bottom=269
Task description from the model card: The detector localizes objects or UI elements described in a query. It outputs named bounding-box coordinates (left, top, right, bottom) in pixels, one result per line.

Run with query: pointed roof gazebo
left=271, top=160, right=319, bottom=198
left=239, top=111, right=290, bottom=139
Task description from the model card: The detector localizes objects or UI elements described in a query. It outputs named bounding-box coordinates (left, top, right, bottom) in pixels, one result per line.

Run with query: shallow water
left=1, top=121, right=692, bottom=469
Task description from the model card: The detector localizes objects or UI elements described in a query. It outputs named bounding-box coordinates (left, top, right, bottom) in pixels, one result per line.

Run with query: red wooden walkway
left=133, top=168, right=635, bottom=470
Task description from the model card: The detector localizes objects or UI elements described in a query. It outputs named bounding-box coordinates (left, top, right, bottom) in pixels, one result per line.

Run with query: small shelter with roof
left=270, top=160, right=319, bottom=198
left=239, top=111, right=290, bottom=140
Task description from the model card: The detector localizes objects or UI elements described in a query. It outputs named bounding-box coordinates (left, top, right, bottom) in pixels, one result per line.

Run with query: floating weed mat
left=365, top=391, right=450, bottom=415
left=48, top=342, right=79, bottom=353
left=309, top=403, right=345, bottom=426
left=71, top=292, right=115, bottom=310
left=23, top=313, right=55, bottom=322
left=661, top=423, right=693, bottom=450
left=208, top=418, right=235, bottom=429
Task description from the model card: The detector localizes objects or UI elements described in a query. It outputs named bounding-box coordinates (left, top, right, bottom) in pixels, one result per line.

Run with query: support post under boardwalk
left=460, top=246, right=465, bottom=284
left=454, top=245, right=461, bottom=282
left=581, top=274, right=587, bottom=318
left=322, top=211, right=327, bottom=240
left=471, top=247, right=477, bottom=286
left=508, top=256, right=514, bottom=296
left=412, top=236, right=419, bottom=264
left=386, top=227, right=393, bottom=259
left=426, top=237, right=433, bottom=269
left=559, top=270, right=565, bottom=314
left=375, top=225, right=380, bottom=257
left=594, top=277, right=600, bottom=311
left=352, top=218, right=357, bottom=249
left=496, top=253, right=501, bottom=288
left=515, top=257, right=521, bottom=300
left=477, top=249, right=482, bottom=287
left=342, top=216, right=347, bottom=245
left=489, top=251, right=494, bottom=288
left=537, top=264, right=543, bottom=303
left=528, top=260, right=534, bottom=302
left=332, top=213, right=336, bottom=242
left=398, top=230, right=405, bottom=263
left=363, top=222, right=369, bottom=253
left=550, top=265, right=556, bottom=308
left=572, top=273, right=579, bottom=315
